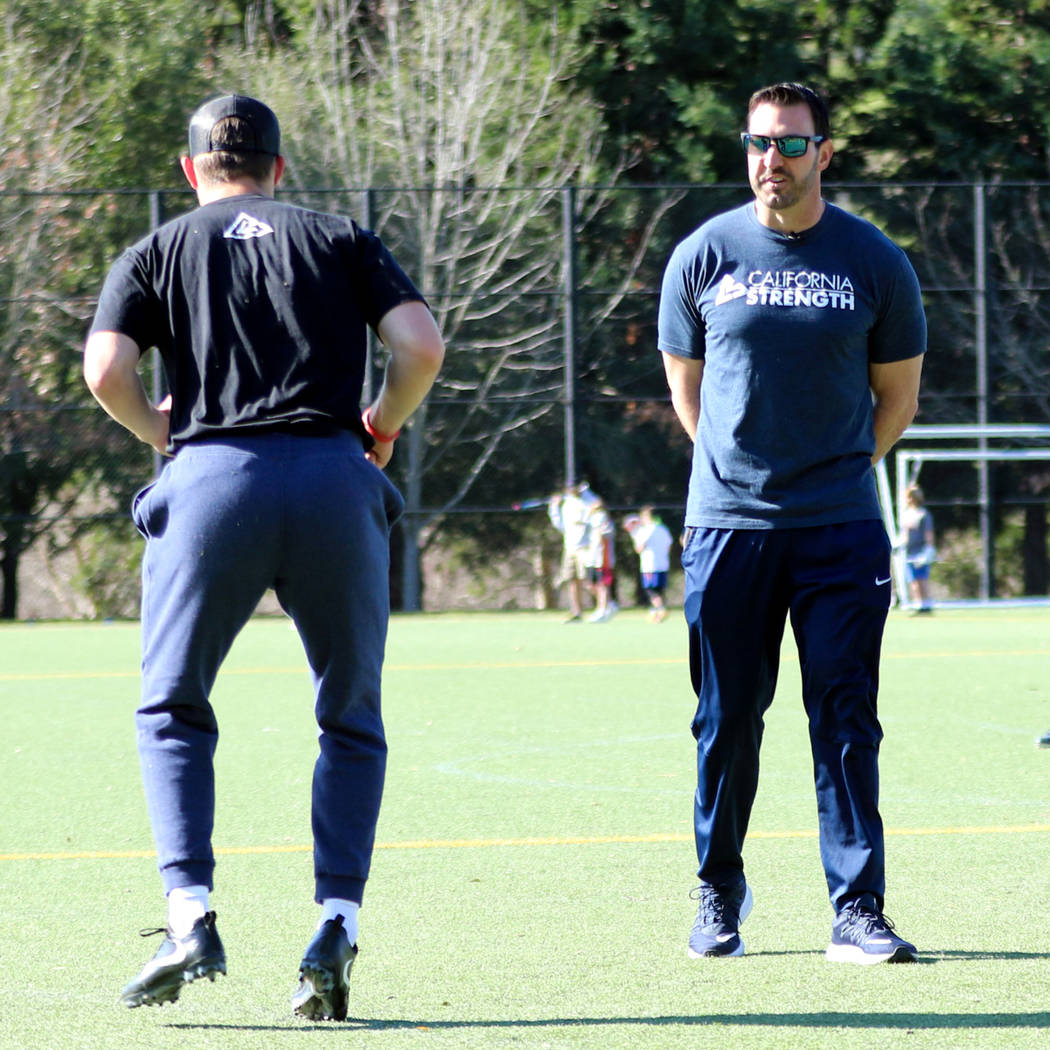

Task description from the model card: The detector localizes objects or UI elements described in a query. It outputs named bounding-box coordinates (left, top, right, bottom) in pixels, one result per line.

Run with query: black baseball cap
left=187, top=94, right=281, bottom=157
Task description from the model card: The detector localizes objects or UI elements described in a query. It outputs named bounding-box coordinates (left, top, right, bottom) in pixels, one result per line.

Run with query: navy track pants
left=681, top=520, right=892, bottom=913
left=131, top=431, right=403, bottom=903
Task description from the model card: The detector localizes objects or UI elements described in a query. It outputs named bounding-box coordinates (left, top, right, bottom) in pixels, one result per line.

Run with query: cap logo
left=223, top=212, right=275, bottom=241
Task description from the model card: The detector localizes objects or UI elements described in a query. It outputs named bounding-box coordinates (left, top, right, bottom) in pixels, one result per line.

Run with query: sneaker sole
left=687, top=939, right=745, bottom=959
left=121, top=958, right=226, bottom=1008
left=292, top=964, right=350, bottom=1022
left=825, top=943, right=917, bottom=965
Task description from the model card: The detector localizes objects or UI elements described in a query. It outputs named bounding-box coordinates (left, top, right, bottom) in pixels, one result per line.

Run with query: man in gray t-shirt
left=659, top=83, right=925, bottom=966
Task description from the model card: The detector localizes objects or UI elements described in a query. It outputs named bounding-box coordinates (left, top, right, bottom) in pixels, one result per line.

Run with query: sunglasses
left=740, top=133, right=826, bottom=158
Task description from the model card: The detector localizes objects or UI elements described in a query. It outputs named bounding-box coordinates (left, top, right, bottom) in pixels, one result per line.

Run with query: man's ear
left=180, top=154, right=199, bottom=190
left=817, top=138, right=834, bottom=173
left=273, top=155, right=285, bottom=187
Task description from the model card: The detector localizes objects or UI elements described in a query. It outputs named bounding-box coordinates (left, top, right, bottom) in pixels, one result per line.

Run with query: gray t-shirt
left=658, top=201, right=926, bottom=528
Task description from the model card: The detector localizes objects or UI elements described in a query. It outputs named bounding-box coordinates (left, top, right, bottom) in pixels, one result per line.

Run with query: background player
left=624, top=506, right=674, bottom=622
left=901, top=483, right=936, bottom=613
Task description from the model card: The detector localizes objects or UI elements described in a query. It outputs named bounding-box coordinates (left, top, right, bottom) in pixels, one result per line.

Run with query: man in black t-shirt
left=84, top=94, right=444, bottom=1021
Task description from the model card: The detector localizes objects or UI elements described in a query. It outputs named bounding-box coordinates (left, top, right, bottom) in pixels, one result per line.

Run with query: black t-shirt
left=90, top=193, right=425, bottom=449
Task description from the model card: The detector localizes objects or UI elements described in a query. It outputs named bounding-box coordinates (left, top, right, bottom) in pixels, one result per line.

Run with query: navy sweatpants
left=681, top=520, right=892, bottom=913
left=131, top=431, right=403, bottom=904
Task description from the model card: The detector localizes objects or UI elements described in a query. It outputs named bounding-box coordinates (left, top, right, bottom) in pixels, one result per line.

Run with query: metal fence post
left=974, top=181, right=993, bottom=599
left=562, top=184, right=578, bottom=487
left=361, top=187, right=376, bottom=406
left=148, top=190, right=166, bottom=479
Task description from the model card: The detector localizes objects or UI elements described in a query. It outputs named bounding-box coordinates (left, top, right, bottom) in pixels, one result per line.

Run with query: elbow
left=420, top=333, right=446, bottom=378
left=83, top=354, right=126, bottom=405
left=83, top=331, right=140, bottom=403
left=878, top=392, right=919, bottom=437
left=901, top=395, right=919, bottom=432
left=83, top=332, right=120, bottom=398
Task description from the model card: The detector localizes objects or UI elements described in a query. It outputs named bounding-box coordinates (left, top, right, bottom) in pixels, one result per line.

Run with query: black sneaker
left=826, top=902, right=917, bottom=964
left=1037, top=729, right=1050, bottom=749
left=688, top=880, right=753, bottom=958
left=120, top=911, right=226, bottom=1008
left=291, top=915, right=358, bottom=1021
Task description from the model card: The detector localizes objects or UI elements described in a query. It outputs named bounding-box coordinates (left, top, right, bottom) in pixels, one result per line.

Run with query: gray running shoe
left=688, top=880, right=753, bottom=958
left=826, top=902, right=917, bottom=964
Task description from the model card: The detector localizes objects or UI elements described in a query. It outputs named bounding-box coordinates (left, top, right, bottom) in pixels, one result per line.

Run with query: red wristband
left=362, top=407, right=401, bottom=443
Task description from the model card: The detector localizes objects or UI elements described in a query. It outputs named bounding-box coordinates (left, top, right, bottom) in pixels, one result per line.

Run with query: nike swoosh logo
left=875, top=576, right=892, bottom=586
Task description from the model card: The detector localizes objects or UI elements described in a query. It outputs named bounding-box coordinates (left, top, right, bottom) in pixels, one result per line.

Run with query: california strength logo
left=715, top=270, right=856, bottom=310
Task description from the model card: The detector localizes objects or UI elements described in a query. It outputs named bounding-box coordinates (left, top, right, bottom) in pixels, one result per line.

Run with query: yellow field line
left=5, top=646, right=1050, bottom=684
left=3, top=824, right=1048, bottom=863
left=0, top=658, right=689, bottom=682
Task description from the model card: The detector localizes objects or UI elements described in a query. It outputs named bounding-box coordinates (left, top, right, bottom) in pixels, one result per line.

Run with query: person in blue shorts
left=625, top=506, right=674, bottom=622
left=658, top=83, right=925, bottom=964
left=83, top=94, right=444, bottom=1019
left=901, top=484, right=936, bottom=613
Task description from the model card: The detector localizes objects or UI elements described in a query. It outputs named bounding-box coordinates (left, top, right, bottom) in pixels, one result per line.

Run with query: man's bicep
left=83, top=330, right=144, bottom=389
left=869, top=354, right=923, bottom=406
left=662, top=352, right=704, bottom=394
left=376, top=301, right=443, bottom=356
left=662, top=352, right=704, bottom=440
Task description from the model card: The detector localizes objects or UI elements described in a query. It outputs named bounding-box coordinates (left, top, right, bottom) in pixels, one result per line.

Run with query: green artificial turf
left=2, top=608, right=1048, bottom=1048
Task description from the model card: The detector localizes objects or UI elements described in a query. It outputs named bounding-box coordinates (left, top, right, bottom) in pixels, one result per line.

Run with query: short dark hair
left=191, top=117, right=278, bottom=183
left=747, top=83, right=831, bottom=141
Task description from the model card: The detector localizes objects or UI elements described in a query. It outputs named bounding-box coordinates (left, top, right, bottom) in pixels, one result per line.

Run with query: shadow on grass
left=165, top=950, right=1050, bottom=1033
left=920, top=949, right=1050, bottom=962
left=169, top=1011, right=1050, bottom=1033
left=750, top=948, right=1050, bottom=963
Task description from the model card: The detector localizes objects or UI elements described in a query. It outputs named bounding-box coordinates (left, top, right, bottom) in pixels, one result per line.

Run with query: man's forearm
left=83, top=331, right=170, bottom=453
left=871, top=397, right=917, bottom=465
left=869, top=355, right=923, bottom=465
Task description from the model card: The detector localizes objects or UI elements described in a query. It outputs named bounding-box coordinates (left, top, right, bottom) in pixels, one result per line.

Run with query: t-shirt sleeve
left=868, top=248, right=927, bottom=364
left=657, top=242, right=707, bottom=360
left=88, top=248, right=162, bottom=355
left=352, top=226, right=428, bottom=332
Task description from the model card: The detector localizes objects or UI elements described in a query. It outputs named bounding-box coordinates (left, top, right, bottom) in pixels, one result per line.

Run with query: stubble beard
left=752, top=159, right=818, bottom=212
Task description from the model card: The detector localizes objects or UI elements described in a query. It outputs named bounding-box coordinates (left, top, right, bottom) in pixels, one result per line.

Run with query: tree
left=827, top=1, right=1050, bottom=593
left=0, top=0, right=260, bottom=618
left=229, top=0, right=677, bottom=607
left=0, top=15, right=105, bottom=617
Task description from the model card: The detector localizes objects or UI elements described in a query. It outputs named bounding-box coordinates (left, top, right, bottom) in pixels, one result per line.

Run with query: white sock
left=319, top=898, right=359, bottom=944
left=167, top=885, right=209, bottom=937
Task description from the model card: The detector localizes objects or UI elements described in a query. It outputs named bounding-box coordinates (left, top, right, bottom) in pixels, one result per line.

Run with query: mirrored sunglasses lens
left=778, top=137, right=808, bottom=157
left=745, top=135, right=770, bottom=154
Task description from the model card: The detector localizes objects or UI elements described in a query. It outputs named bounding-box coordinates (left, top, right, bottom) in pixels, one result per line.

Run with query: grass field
left=2, top=607, right=1049, bottom=1049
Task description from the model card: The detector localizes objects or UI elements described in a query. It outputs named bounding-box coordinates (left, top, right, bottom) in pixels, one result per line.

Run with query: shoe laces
left=690, top=884, right=741, bottom=926
left=840, top=902, right=896, bottom=935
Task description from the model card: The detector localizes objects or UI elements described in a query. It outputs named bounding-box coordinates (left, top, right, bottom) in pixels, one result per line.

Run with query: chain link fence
left=4, top=180, right=1050, bottom=618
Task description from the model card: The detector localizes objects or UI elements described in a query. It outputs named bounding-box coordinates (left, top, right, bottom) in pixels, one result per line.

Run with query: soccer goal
left=876, top=424, right=1050, bottom=607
